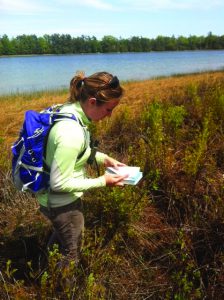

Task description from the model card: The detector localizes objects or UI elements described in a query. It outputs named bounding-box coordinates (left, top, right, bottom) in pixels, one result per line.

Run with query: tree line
left=1, top=32, right=224, bottom=56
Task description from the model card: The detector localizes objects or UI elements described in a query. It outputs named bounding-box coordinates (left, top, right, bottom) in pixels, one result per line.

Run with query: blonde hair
left=69, top=71, right=123, bottom=105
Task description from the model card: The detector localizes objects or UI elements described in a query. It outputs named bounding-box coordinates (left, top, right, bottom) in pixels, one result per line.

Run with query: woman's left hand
left=104, top=156, right=126, bottom=169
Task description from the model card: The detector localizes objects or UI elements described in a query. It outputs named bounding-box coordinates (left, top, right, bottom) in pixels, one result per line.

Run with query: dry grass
left=1, top=70, right=224, bottom=299
left=119, top=71, right=224, bottom=114
left=1, top=71, right=223, bottom=148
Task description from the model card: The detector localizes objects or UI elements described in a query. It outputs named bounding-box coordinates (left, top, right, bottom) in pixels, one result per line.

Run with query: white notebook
left=106, top=166, right=143, bottom=185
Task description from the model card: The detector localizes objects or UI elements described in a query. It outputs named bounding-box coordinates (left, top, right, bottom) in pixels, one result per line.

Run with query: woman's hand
left=104, top=173, right=128, bottom=187
left=104, top=156, right=126, bottom=169
left=104, top=156, right=127, bottom=186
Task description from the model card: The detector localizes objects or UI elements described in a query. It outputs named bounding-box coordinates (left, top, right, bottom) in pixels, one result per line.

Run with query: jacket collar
left=72, top=102, right=91, bottom=127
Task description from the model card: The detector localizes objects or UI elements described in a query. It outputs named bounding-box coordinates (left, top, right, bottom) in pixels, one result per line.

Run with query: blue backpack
left=11, top=105, right=81, bottom=193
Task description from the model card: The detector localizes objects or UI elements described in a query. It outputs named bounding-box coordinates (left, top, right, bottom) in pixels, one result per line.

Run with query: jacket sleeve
left=95, top=151, right=108, bottom=165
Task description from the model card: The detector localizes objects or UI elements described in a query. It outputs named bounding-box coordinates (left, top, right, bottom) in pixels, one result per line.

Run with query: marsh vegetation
left=1, top=71, right=224, bottom=299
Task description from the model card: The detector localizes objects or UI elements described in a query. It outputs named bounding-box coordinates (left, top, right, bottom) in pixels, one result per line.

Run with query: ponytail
left=69, top=71, right=85, bottom=102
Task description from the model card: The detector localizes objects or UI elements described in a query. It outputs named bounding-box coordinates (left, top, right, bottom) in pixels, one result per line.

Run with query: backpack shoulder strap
left=43, top=112, right=87, bottom=171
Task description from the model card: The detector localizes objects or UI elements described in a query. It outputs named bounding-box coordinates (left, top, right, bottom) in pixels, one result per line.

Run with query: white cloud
left=0, top=0, right=49, bottom=14
left=1, top=0, right=223, bottom=15
left=77, top=0, right=114, bottom=10
left=120, top=0, right=224, bottom=11
left=0, top=0, right=115, bottom=15
left=56, top=0, right=114, bottom=10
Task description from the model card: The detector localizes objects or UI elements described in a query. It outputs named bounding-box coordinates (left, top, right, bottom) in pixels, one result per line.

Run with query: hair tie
left=76, top=78, right=85, bottom=89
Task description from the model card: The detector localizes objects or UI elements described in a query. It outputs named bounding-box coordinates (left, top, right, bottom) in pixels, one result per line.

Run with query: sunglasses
left=108, top=76, right=120, bottom=89
left=99, top=76, right=120, bottom=90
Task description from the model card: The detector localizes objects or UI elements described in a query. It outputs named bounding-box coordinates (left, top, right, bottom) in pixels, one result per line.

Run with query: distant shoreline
left=0, top=69, right=224, bottom=99
left=1, top=49, right=224, bottom=59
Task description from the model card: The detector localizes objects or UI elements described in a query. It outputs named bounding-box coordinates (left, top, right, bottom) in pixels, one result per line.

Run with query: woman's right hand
left=104, top=173, right=128, bottom=187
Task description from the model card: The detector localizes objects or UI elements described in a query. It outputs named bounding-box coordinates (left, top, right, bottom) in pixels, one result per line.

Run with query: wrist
left=104, top=155, right=110, bottom=165
left=101, top=175, right=107, bottom=186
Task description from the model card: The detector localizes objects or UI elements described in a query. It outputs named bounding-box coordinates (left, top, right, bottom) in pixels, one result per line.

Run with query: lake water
left=0, top=50, right=224, bottom=95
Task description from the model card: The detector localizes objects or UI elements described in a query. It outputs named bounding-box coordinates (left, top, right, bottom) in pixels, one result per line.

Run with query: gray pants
left=40, top=199, right=84, bottom=265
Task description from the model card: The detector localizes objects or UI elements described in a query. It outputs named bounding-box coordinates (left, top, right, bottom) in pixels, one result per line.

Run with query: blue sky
left=1, top=0, right=224, bottom=39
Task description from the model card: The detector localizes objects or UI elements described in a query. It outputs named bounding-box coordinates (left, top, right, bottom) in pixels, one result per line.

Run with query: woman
left=38, top=71, right=127, bottom=265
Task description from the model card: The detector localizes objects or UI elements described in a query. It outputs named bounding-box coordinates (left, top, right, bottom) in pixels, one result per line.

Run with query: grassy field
left=1, top=71, right=224, bottom=299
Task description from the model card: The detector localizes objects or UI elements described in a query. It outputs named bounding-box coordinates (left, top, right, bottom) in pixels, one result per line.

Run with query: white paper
left=106, top=166, right=143, bottom=185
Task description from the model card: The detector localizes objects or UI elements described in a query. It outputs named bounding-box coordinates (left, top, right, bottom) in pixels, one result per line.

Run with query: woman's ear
left=89, top=97, right=97, bottom=105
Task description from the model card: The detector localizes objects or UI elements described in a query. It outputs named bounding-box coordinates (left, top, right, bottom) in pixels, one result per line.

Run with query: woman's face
left=84, top=98, right=119, bottom=121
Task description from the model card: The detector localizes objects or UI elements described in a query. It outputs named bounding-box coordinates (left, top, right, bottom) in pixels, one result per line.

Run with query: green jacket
left=37, top=102, right=107, bottom=208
